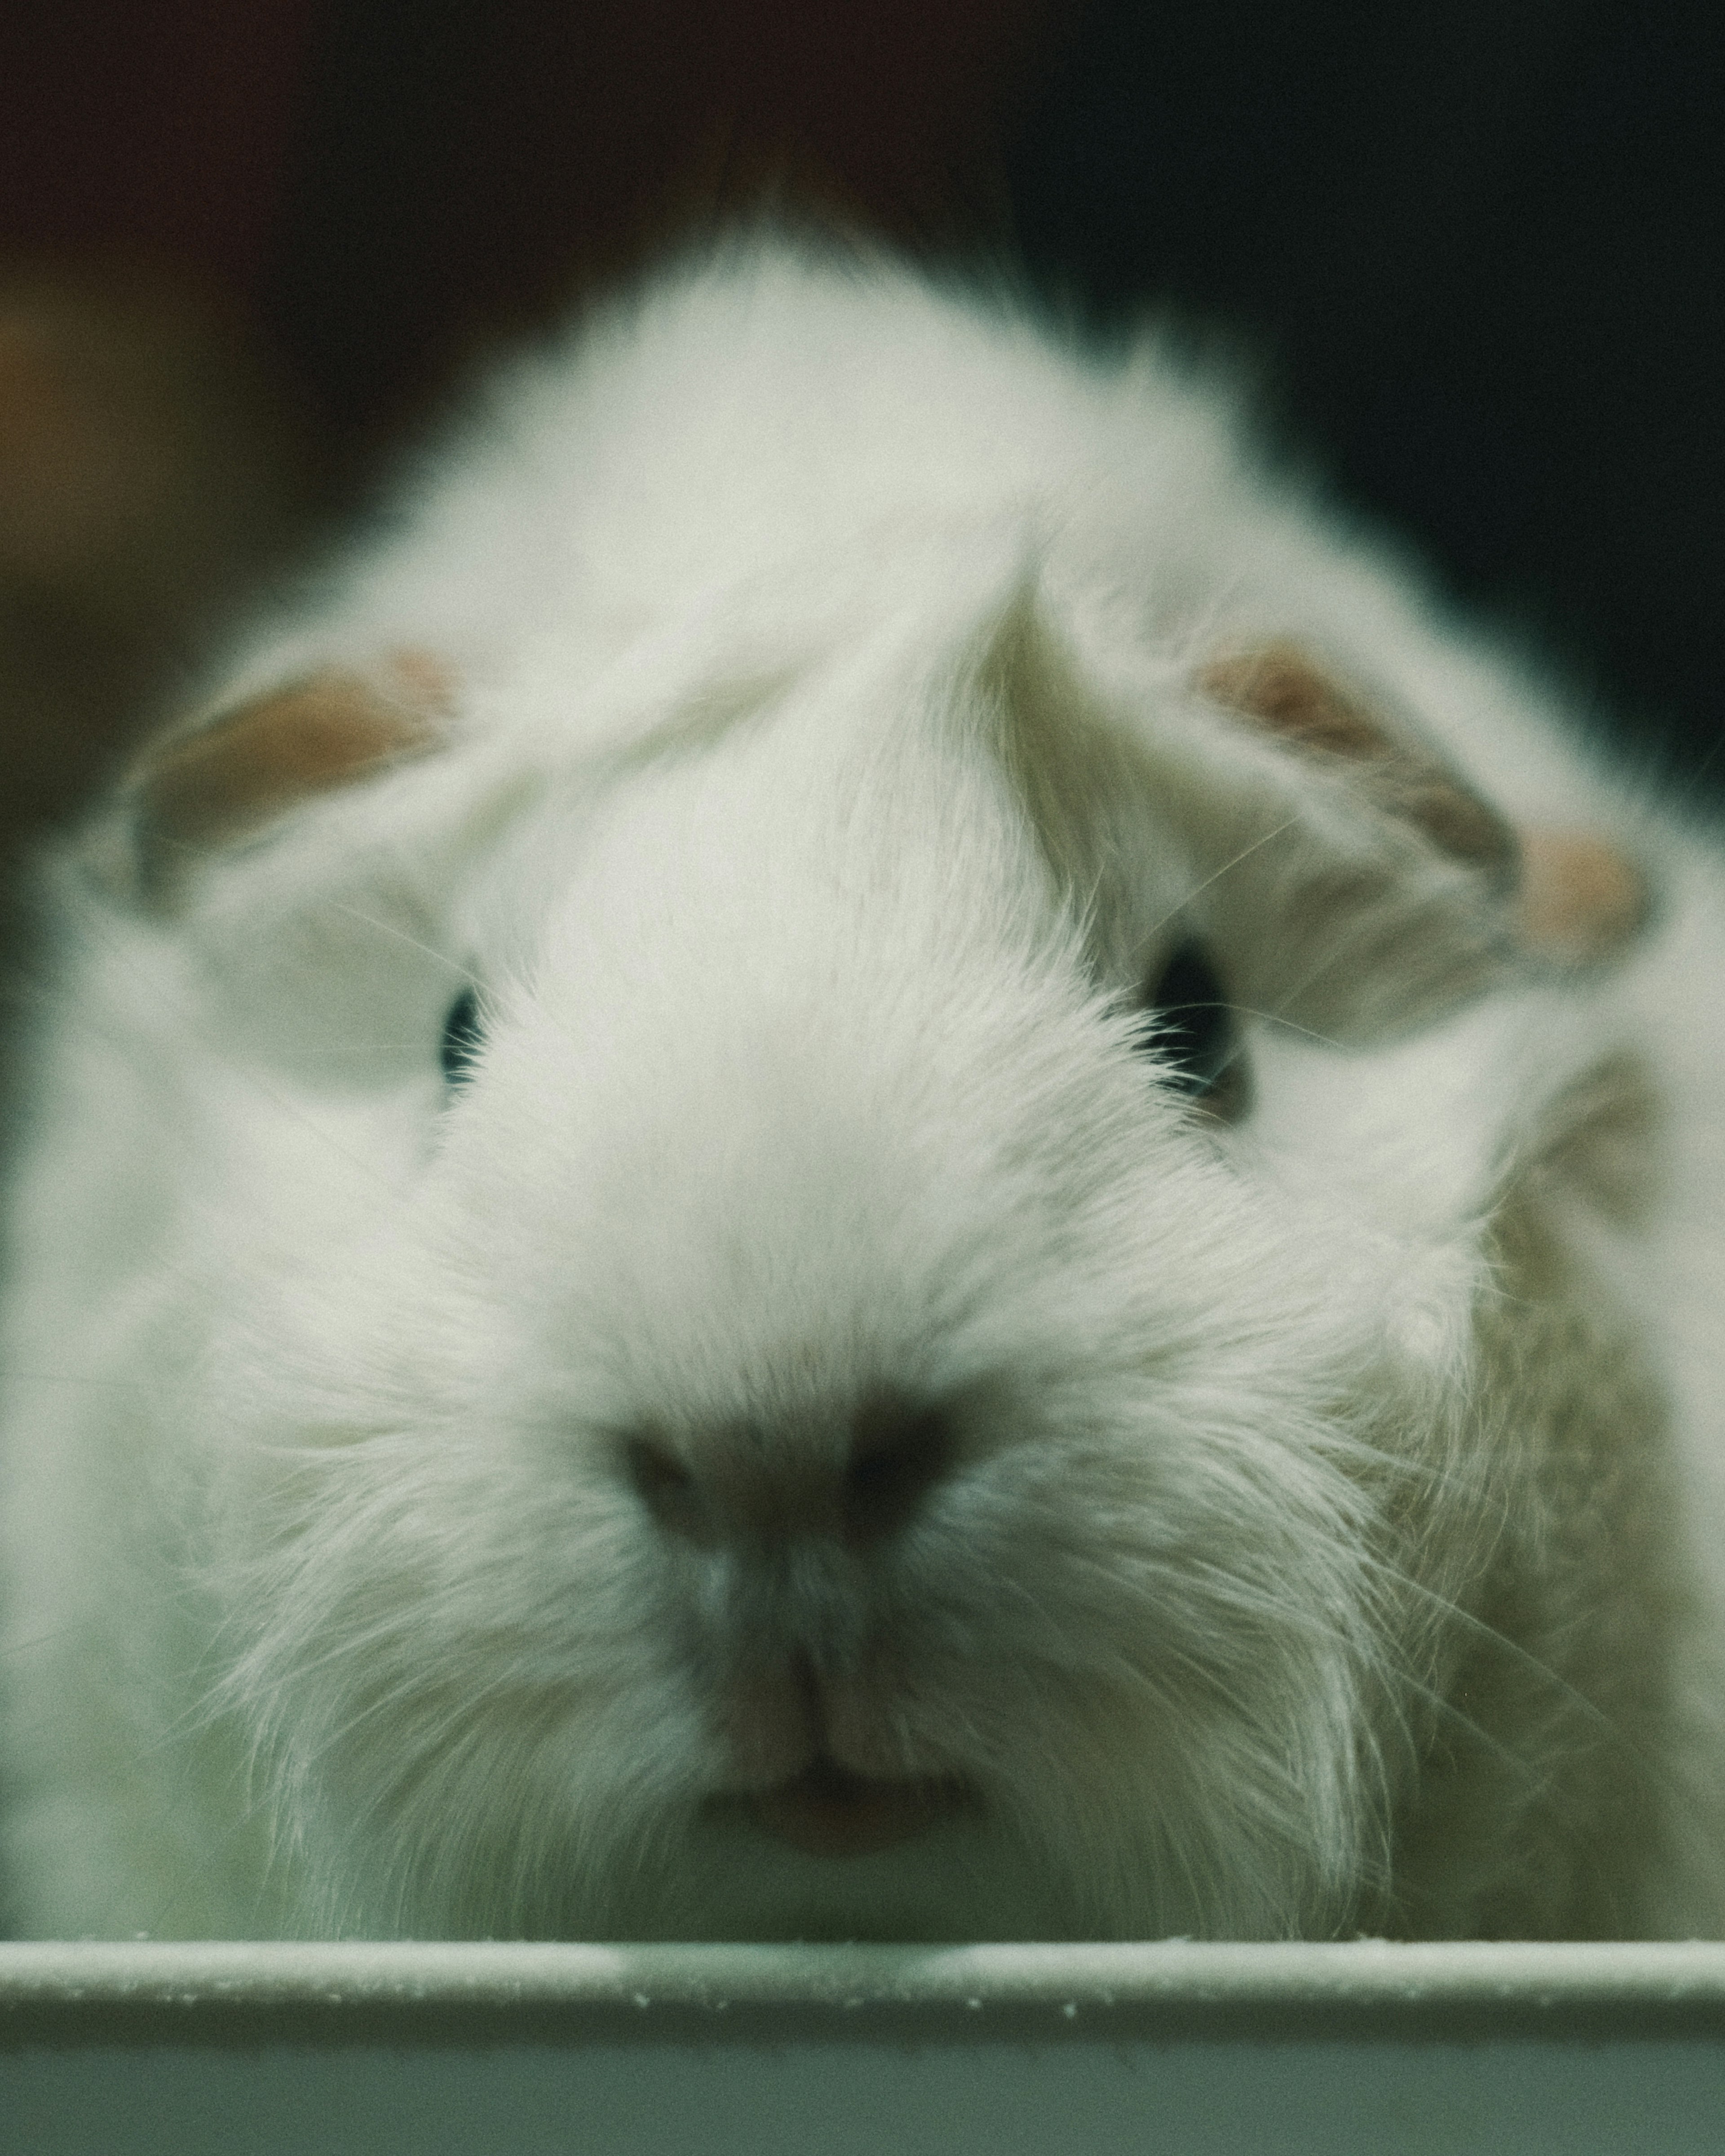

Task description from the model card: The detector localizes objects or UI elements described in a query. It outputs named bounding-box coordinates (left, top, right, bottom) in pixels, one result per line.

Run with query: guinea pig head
left=119, top=579, right=1640, bottom=1940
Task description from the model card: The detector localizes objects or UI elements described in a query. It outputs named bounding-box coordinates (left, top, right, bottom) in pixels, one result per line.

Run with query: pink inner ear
left=1196, top=639, right=1516, bottom=871
left=1197, top=642, right=1387, bottom=761
left=131, top=649, right=455, bottom=875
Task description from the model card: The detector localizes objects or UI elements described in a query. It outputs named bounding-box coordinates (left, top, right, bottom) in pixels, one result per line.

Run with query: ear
left=1188, top=640, right=1647, bottom=1040
left=1195, top=642, right=1515, bottom=870
left=962, top=597, right=1636, bottom=1045
left=108, top=649, right=455, bottom=908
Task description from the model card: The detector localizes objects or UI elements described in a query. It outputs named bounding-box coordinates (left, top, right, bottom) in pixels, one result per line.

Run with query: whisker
left=323, top=896, right=489, bottom=996
left=1222, top=1001, right=1349, bottom=1053
left=1142, top=814, right=1303, bottom=945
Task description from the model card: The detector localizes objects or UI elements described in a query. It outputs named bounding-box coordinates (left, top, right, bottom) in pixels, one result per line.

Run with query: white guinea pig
left=3, top=237, right=1723, bottom=1944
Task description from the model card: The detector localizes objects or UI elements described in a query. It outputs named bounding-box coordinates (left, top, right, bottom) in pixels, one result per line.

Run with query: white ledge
left=6, top=1942, right=1725, bottom=2156
left=4, top=1938, right=1725, bottom=2013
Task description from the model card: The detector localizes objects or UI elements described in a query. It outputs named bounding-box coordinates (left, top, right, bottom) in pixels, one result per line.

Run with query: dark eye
left=1139, top=941, right=1243, bottom=1110
left=439, top=986, right=485, bottom=1085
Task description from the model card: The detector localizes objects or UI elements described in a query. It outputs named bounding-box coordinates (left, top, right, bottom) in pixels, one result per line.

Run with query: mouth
left=747, top=1758, right=975, bottom=1859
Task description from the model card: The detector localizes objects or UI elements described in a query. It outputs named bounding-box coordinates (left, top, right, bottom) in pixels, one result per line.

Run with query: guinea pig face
left=147, top=580, right=1530, bottom=1941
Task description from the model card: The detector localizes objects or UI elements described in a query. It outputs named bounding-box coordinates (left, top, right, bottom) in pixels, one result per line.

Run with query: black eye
left=1139, top=942, right=1243, bottom=1109
left=439, top=986, right=485, bottom=1085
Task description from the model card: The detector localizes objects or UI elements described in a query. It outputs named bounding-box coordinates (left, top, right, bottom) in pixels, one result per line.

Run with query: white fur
left=4, top=237, right=1723, bottom=1941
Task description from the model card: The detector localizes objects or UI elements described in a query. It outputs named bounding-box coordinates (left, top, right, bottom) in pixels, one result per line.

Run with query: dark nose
left=623, top=1392, right=956, bottom=1549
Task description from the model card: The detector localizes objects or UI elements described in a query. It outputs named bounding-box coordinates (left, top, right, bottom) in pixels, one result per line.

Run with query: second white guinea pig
left=2, top=236, right=1722, bottom=1943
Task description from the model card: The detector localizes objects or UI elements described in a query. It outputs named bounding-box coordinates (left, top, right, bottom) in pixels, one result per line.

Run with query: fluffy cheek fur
left=206, top=1035, right=1443, bottom=1943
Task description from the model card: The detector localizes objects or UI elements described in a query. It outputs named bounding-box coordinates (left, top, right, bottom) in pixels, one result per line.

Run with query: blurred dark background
left=2, top=0, right=1721, bottom=865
